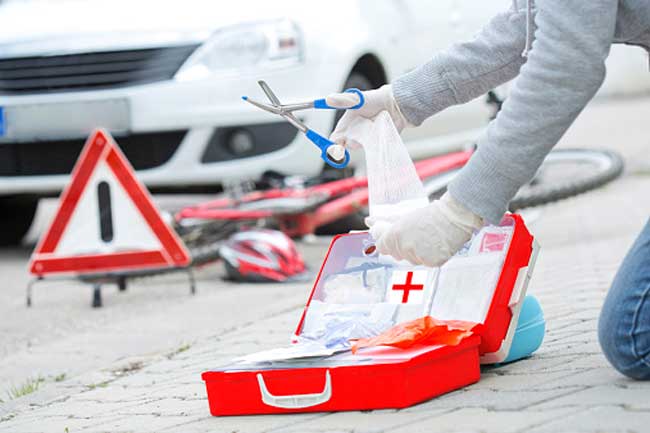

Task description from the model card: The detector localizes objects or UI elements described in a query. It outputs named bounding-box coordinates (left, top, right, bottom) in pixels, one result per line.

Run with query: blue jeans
left=598, top=219, right=650, bottom=380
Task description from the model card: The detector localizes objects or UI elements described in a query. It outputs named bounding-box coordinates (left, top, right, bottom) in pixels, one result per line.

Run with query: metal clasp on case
left=257, top=370, right=332, bottom=409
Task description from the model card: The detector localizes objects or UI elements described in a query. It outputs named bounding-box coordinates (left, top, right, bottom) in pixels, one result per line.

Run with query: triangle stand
left=26, top=265, right=196, bottom=308
left=27, top=129, right=193, bottom=308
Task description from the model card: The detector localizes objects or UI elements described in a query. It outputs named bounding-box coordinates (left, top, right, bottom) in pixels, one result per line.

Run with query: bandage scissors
left=242, top=80, right=364, bottom=169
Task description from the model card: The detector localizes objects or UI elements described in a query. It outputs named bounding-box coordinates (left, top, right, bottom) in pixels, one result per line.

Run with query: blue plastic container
left=503, top=295, right=546, bottom=363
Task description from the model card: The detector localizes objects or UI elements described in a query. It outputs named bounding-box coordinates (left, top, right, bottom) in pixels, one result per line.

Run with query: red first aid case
left=202, top=214, right=538, bottom=415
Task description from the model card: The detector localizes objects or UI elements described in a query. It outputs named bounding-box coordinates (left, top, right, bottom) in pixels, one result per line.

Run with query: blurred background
left=0, top=0, right=649, bottom=247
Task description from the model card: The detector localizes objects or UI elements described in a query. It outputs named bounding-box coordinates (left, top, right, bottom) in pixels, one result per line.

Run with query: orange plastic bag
left=351, top=316, right=476, bottom=354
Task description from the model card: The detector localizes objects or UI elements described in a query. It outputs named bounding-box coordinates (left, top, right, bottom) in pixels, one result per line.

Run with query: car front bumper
left=0, top=63, right=344, bottom=196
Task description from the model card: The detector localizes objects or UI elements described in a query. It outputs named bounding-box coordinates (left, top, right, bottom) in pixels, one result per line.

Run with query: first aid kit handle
left=305, top=129, right=350, bottom=169
left=313, top=88, right=364, bottom=110
left=256, top=370, right=332, bottom=409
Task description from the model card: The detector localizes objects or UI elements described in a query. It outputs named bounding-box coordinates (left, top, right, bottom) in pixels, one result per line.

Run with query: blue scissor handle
left=305, top=129, right=350, bottom=169
left=313, top=88, right=364, bottom=110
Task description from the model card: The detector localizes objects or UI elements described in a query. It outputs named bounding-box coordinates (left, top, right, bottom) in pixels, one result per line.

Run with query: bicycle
left=175, top=146, right=623, bottom=264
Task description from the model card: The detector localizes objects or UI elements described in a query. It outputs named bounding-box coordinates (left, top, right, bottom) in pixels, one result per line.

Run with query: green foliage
left=6, top=376, right=45, bottom=400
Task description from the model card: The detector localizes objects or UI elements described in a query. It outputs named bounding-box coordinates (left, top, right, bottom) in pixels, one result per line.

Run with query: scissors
left=242, top=80, right=364, bottom=169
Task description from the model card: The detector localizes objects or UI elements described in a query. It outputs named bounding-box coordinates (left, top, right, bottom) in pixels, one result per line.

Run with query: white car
left=0, top=0, right=647, bottom=245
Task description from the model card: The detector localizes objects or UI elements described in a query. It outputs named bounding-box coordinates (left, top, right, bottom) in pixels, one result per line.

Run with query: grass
left=167, top=342, right=192, bottom=359
left=176, top=343, right=191, bottom=354
left=85, top=380, right=110, bottom=390
left=0, top=413, right=16, bottom=423
left=54, top=373, right=66, bottom=382
left=6, top=376, right=45, bottom=400
left=111, top=361, right=144, bottom=377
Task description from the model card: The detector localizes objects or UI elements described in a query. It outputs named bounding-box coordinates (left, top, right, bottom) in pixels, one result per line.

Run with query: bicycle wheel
left=424, top=167, right=462, bottom=201
left=175, top=219, right=241, bottom=265
left=423, top=148, right=624, bottom=210
left=509, top=148, right=624, bottom=211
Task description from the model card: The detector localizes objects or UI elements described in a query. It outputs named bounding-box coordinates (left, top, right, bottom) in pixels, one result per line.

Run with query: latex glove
left=328, top=84, right=411, bottom=149
left=367, top=192, right=484, bottom=267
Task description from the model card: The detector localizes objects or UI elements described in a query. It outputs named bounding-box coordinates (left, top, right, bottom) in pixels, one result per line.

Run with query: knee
left=598, top=284, right=650, bottom=380
left=598, top=316, right=639, bottom=379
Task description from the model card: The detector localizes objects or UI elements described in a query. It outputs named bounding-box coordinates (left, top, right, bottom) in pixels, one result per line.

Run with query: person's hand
left=328, top=85, right=411, bottom=149
left=367, top=193, right=484, bottom=267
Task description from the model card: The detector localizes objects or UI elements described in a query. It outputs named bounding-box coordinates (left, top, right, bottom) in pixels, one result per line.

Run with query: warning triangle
left=29, top=129, right=191, bottom=275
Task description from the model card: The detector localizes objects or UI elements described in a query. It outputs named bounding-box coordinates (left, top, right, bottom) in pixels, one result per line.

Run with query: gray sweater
left=393, top=0, right=650, bottom=224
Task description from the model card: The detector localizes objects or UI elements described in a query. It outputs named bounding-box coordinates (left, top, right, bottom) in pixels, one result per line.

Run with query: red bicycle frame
left=176, top=150, right=472, bottom=237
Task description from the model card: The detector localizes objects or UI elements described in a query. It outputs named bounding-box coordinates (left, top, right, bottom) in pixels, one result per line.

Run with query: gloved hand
left=367, top=192, right=484, bottom=267
left=327, top=84, right=412, bottom=149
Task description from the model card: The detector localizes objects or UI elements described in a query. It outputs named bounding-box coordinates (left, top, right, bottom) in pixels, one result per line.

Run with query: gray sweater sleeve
left=393, top=3, right=529, bottom=126
left=394, top=0, right=618, bottom=224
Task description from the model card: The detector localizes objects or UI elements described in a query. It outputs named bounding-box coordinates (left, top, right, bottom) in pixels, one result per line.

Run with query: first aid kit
left=202, top=213, right=538, bottom=415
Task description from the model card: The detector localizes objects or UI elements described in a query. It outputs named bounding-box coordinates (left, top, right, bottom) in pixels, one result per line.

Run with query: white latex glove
left=327, top=84, right=412, bottom=149
left=367, top=192, right=484, bottom=267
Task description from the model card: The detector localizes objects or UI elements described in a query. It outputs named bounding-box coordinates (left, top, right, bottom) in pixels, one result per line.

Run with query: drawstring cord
left=513, top=0, right=534, bottom=58
left=523, top=0, right=533, bottom=57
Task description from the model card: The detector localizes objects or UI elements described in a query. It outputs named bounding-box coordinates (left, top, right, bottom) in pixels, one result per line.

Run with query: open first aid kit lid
left=294, top=213, right=537, bottom=360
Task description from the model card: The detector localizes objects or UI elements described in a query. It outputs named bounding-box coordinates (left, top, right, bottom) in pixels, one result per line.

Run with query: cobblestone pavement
left=1, top=96, right=649, bottom=432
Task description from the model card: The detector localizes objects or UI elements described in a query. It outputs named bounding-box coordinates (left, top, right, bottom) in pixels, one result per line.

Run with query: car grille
left=0, top=130, right=187, bottom=176
left=0, top=45, right=199, bottom=95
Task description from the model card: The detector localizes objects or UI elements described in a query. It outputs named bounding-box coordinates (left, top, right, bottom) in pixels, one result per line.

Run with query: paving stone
left=148, top=417, right=216, bottom=433
left=273, top=410, right=448, bottom=433
left=469, top=369, right=577, bottom=391
left=531, top=385, right=650, bottom=410
left=390, top=407, right=579, bottom=433
left=557, top=353, right=612, bottom=371
left=68, top=387, right=155, bottom=404
left=86, top=413, right=196, bottom=433
left=158, top=413, right=327, bottom=433
left=404, top=387, right=586, bottom=412
left=531, top=367, right=630, bottom=390
left=17, top=398, right=141, bottom=419
left=491, top=354, right=584, bottom=375
left=0, top=414, right=122, bottom=433
left=112, top=397, right=206, bottom=418
left=527, top=406, right=650, bottom=433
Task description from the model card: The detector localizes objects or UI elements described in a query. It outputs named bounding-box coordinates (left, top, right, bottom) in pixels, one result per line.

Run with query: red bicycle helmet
left=219, top=229, right=309, bottom=282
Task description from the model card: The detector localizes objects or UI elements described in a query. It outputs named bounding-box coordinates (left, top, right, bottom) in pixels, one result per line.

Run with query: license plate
left=1, top=99, right=130, bottom=141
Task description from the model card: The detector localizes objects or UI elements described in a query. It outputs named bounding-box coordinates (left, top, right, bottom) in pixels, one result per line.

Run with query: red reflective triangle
left=29, top=129, right=190, bottom=275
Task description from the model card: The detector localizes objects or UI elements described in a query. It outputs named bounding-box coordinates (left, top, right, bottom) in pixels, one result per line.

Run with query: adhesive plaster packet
left=429, top=252, right=504, bottom=323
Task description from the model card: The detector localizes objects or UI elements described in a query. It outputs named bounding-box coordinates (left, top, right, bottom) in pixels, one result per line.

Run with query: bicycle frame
left=175, top=150, right=472, bottom=237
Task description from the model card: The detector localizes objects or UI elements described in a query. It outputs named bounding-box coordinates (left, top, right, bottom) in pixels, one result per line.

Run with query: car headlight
left=175, top=19, right=303, bottom=81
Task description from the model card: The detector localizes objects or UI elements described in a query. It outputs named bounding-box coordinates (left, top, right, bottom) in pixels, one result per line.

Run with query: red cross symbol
left=391, top=271, right=424, bottom=303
